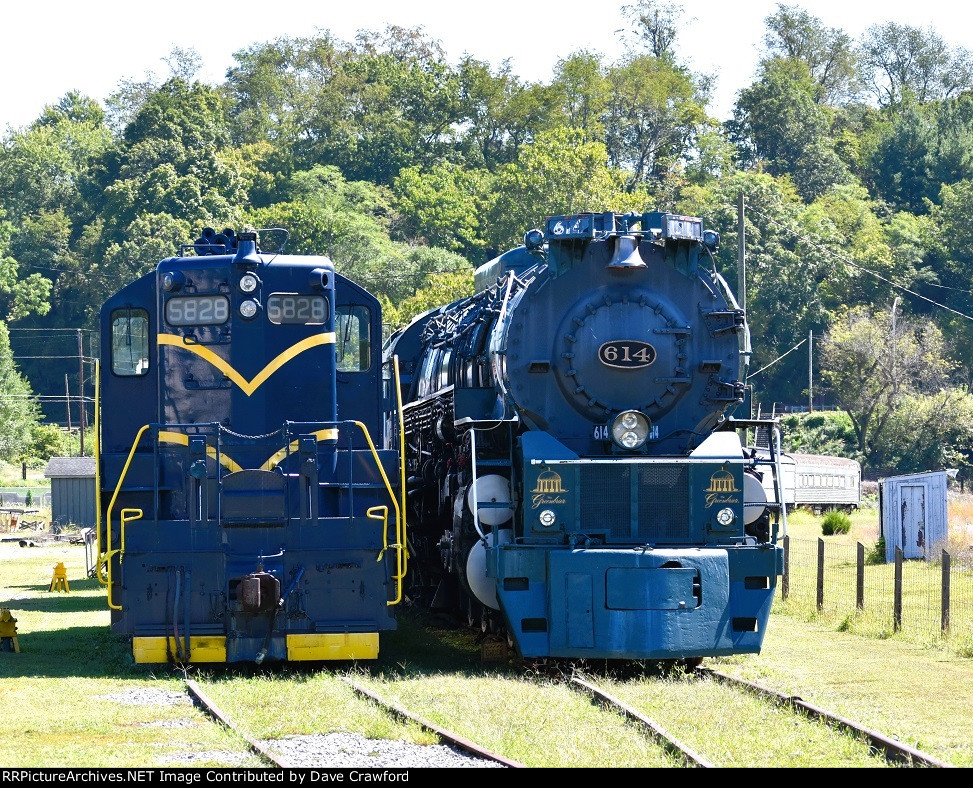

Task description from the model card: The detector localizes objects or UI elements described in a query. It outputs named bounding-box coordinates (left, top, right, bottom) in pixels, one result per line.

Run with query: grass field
left=3, top=516, right=973, bottom=768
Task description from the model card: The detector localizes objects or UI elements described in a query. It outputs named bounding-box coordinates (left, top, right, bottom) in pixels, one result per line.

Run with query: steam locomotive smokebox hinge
left=702, top=308, right=745, bottom=336
left=237, top=571, right=281, bottom=612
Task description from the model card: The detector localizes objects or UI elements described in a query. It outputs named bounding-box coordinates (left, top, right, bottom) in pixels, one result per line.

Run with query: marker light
left=716, top=507, right=736, bottom=526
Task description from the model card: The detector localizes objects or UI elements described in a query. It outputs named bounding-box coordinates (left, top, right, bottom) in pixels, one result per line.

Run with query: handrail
left=94, top=360, right=104, bottom=585
left=105, top=508, right=143, bottom=610
left=393, top=355, right=408, bottom=578
left=100, top=423, right=151, bottom=585
left=348, top=420, right=404, bottom=606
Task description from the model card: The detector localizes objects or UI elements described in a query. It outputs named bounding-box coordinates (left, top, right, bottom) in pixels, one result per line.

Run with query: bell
left=607, top=235, right=646, bottom=268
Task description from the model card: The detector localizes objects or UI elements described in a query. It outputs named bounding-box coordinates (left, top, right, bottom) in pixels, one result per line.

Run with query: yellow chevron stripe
left=158, top=431, right=244, bottom=473
left=157, top=332, right=336, bottom=396
left=261, top=429, right=339, bottom=470
left=158, top=429, right=340, bottom=473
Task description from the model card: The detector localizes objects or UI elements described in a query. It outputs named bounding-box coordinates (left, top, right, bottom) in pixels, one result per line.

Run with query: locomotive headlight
left=611, top=410, right=650, bottom=450
left=716, top=507, right=736, bottom=526
left=239, top=299, right=259, bottom=319
left=538, top=509, right=556, bottom=528
left=239, top=273, right=259, bottom=293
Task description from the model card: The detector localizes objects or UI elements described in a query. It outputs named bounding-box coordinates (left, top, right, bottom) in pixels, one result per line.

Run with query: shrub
left=821, top=510, right=851, bottom=535
left=866, top=537, right=886, bottom=564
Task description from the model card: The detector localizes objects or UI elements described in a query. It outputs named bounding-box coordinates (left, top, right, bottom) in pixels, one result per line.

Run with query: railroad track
left=563, top=666, right=953, bottom=769
left=694, top=667, right=953, bottom=768
left=342, top=678, right=524, bottom=768
left=185, top=677, right=521, bottom=769
left=569, top=676, right=714, bottom=767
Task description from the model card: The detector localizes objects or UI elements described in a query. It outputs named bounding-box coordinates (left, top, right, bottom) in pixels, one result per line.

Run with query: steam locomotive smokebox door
left=221, top=469, right=286, bottom=525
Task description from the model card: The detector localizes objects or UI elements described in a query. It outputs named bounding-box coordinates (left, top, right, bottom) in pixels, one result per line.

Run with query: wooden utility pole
left=737, top=192, right=746, bottom=313
left=78, top=329, right=86, bottom=456
left=64, top=374, right=72, bottom=432
left=808, top=329, right=813, bottom=412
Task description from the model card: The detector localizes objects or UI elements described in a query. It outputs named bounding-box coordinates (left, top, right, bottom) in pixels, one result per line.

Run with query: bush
left=821, top=510, right=851, bottom=535
left=866, top=537, right=886, bottom=564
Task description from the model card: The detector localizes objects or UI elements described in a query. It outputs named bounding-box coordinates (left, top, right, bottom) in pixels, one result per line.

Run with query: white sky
left=2, top=1, right=972, bottom=132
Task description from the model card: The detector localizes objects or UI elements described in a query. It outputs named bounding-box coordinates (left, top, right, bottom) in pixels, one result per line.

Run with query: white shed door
left=900, top=484, right=927, bottom=559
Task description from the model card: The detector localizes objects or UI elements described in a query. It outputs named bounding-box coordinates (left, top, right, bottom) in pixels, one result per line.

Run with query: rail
left=343, top=678, right=523, bottom=767
left=697, top=667, right=953, bottom=768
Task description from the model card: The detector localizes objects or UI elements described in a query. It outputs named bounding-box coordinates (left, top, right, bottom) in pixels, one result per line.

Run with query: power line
left=8, top=327, right=97, bottom=332
left=745, top=205, right=973, bottom=323
left=746, top=337, right=808, bottom=380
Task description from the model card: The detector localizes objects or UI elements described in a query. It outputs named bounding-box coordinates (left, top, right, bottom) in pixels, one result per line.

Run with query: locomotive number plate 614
left=598, top=340, right=656, bottom=369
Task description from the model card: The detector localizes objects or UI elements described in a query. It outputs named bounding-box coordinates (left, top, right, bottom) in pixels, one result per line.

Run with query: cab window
left=336, top=305, right=371, bottom=372
left=111, top=308, right=149, bottom=376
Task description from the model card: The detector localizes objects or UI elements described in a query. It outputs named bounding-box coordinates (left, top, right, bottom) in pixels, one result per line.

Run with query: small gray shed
left=44, top=457, right=96, bottom=529
left=879, top=470, right=948, bottom=562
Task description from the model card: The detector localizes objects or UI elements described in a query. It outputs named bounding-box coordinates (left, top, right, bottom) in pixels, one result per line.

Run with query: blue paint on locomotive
left=98, top=230, right=401, bottom=663
left=388, top=211, right=786, bottom=663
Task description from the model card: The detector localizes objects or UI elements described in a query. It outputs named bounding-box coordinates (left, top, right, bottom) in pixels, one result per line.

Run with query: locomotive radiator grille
left=579, top=464, right=690, bottom=542
left=637, top=465, right=690, bottom=540
left=580, top=465, right=631, bottom=539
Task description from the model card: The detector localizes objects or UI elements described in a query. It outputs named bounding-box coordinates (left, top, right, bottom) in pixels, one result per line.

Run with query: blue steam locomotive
left=96, top=228, right=404, bottom=664
left=385, top=211, right=787, bottom=663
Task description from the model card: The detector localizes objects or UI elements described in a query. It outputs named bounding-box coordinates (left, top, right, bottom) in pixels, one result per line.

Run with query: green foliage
left=780, top=411, right=858, bottom=457
left=866, top=537, right=887, bottom=565
left=2, top=13, right=973, bottom=441
left=821, top=510, right=852, bottom=535
left=483, top=127, right=633, bottom=251
left=0, top=323, right=40, bottom=462
left=729, top=57, right=850, bottom=200
left=382, top=269, right=475, bottom=332
left=392, top=163, right=488, bottom=259
left=20, top=424, right=78, bottom=469
left=869, top=389, right=973, bottom=477
left=817, top=306, right=955, bottom=471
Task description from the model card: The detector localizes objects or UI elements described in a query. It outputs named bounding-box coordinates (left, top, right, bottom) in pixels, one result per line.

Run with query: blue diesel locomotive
left=96, top=228, right=405, bottom=664
left=385, top=211, right=787, bottom=663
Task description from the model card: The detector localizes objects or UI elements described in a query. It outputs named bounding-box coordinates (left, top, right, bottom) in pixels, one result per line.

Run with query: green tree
left=859, top=22, right=973, bottom=108
left=729, top=58, right=850, bottom=200
left=456, top=57, right=554, bottom=171
left=549, top=51, right=610, bottom=142
left=381, top=269, right=475, bottom=332
left=779, top=411, right=858, bottom=458
left=761, top=3, right=860, bottom=104
left=870, top=95, right=973, bottom=214
left=19, top=423, right=78, bottom=468
left=0, top=215, right=52, bottom=322
left=0, top=323, right=40, bottom=462
left=483, top=127, right=636, bottom=252
left=870, top=389, right=973, bottom=477
left=618, top=0, right=685, bottom=60
left=392, top=162, right=488, bottom=259
left=603, top=53, right=709, bottom=190
left=818, top=305, right=955, bottom=469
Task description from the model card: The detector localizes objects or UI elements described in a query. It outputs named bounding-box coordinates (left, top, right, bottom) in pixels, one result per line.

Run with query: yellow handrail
left=393, top=355, right=408, bottom=578
left=101, top=424, right=151, bottom=587
left=105, top=508, right=143, bottom=610
left=349, top=421, right=404, bottom=606
left=94, top=360, right=104, bottom=585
